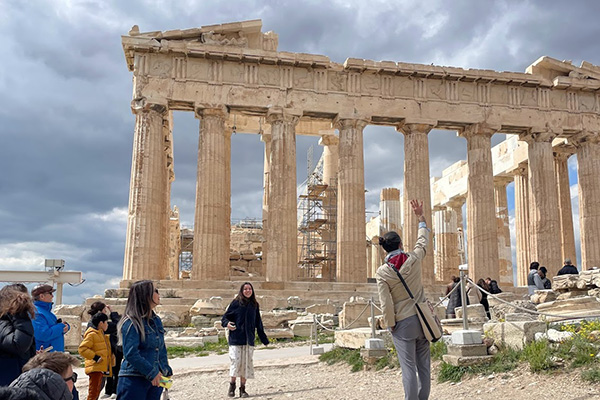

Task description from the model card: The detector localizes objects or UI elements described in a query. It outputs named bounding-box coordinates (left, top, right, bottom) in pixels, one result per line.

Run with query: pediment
left=527, top=56, right=600, bottom=89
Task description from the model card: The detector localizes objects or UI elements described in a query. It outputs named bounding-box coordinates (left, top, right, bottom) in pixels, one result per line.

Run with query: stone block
left=256, top=295, right=284, bottom=311
left=435, top=304, right=447, bottom=321
left=530, top=290, right=558, bottom=304
left=334, top=328, right=392, bottom=349
left=365, top=338, right=385, bottom=349
left=367, top=315, right=385, bottom=330
left=192, top=315, right=215, bottom=329
left=451, top=330, right=482, bottom=345
left=189, top=299, right=225, bottom=316
left=442, top=354, right=493, bottom=367
left=156, top=308, right=190, bottom=327
left=202, top=335, right=219, bottom=343
left=54, top=305, right=85, bottom=318
left=164, top=336, right=204, bottom=348
left=339, top=302, right=370, bottom=329
left=287, top=296, right=301, bottom=307
left=305, top=303, right=336, bottom=314
left=537, top=296, right=600, bottom=322
left=589, top=288, right=600, bottom=298
left=552, top=274, right=578, bottom=290
left=264, top=328, right=294, bottom=339
left=455, top=304, right=487, bottom=319
left=290, top=323, right=313, bottom=337
left=483, top=320, right=546, bottom=350
left=311, top=346, right=325, bottom=355
left=556, top=289, right=589, bottom=301
left=487, top=292, right=519, bottom=307
left=361, top=348, right=388, bottom=359
left=60, top=315, right=82, bottom=351
left=180, top=327, right=197, bottom=336
left=447, top=343, right=488, bottom=357
left=260, top=310, right=298, bottom=328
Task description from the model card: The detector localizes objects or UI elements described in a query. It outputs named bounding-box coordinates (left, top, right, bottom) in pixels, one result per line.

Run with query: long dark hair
left=118, top=280, right=156, bottom=343
left=235, top=282, right=258, bottom=307
left=477, top=278, right=489, bottom=291
left=0, top=286, right=35, bottom=318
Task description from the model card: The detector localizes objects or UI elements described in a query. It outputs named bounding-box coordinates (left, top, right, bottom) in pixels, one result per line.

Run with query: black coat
left=221, top=300, right=269, bottom=346
left=0, top=313, right=36, bottom=386
left=557, top=265, right=578, bottom=275
left=10, top=368, right=72, bottom=400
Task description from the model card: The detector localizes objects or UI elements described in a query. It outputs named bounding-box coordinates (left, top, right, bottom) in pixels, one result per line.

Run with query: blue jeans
left=117, top=376, right=163, bottom=400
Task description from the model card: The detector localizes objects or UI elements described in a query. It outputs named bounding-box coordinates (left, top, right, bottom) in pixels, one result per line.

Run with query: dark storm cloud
left=1, top=0, right=598, bottom=302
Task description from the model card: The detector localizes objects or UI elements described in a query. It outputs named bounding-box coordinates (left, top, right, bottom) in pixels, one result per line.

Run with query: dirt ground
left=161, top=361, right=599, bottom=400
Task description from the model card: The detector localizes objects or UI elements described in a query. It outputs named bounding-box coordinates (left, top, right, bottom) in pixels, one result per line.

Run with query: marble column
left=460, top=124, right=499, bottom=281
left=399, top=123, right=434, bottom=285
left=192, top=106, right=231, bottom=281
left=265, top=107, right=301, bottom=282
left=319, top=134, right=339, bottom=281
left=336, top=118, right=368, bottom=283
left=520, top=130, right=562, bottom=276
left=513, top=163, right=531, bottom=286
left=168, top=206, right=181, bottom=280
left=261, top=131, right=272, bottom=277
left=554, top=150, right=577, bottom=264
left=123, top=100, right=169, bottom=281
left=380, top=188, right=402, bottom=234
left=163, top=111, right=175, bottom=280
left=433, top=207, right=460, bottom=283
left=447, top=197, right=466, bottom=265
left=573, top=132, right=600, bottom=270
left=494, top=177, right=513, bottom=285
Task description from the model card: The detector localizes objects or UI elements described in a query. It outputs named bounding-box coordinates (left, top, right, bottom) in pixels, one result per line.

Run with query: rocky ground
left=157, top=361, right=597, bottom=400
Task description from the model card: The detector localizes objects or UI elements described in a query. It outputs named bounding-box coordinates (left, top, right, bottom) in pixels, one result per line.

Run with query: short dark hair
left=91, top=312, right=108, bottom=328
left=23, top=352, right=79, bottom=377
left=379, top=231, right=402, bottom=253
left=530, top=262, right=539, bottom=270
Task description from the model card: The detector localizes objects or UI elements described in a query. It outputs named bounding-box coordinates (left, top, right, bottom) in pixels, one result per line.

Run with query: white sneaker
left=110, top=395, right=117, bottom=399
left=100, top=395, right=111, bottom=399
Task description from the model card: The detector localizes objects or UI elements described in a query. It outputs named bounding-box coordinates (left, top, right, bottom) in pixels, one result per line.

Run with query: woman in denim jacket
left=117, top=280, right=172, bottom=400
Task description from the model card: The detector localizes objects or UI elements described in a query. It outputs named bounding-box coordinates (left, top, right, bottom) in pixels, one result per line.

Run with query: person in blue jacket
left=117, top=280, right=172, bottom=400
left=222, top=282, right=269, bottom=398
left=31, top=284, right=69, bottom=353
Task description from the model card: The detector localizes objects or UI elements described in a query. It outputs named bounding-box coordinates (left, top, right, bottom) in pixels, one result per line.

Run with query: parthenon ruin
left=120, top=19, right=600, bottom=289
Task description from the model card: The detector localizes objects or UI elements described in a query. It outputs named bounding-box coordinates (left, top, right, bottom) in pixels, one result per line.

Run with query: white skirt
left=229, top=345, right=255, bottom=379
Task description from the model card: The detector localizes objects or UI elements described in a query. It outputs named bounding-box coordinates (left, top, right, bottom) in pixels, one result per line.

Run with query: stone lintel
left=493, top=175, right=513, bottom=187
left=194, top=104, right=228, bottom=119
left=568, top=130, right=600, bottom=146
left=520, top=124, right=563, bottom=143
left=458, top=122, right=501, bottom=138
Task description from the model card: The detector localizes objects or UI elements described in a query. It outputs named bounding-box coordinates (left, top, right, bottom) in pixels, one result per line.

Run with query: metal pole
left=459, top=270, right=468, bottom=330
left=314, top=314, right=319, bottom=347
left=55, top=283, right=63, bottom=306
left=310, top=314, right=314, bottom=354
left=370, top=298, right=376, bottom=338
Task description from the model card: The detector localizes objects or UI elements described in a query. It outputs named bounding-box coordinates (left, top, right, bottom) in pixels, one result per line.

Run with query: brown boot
left=228, top=382, right=236, bottom=397
left=239, top=385, right=249, bottom=398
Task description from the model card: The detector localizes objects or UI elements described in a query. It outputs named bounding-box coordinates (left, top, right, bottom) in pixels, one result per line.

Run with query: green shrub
left=556, top=335, right=600, bottom=368
left=523, top=340, right=554, bottom=372
left=430, top=341, right=447, bottom=361
left=319, top=347, right=364, bottom=372
left=581, top=366, right=600, bottom=383
left=438, top=362, right=468, bottom=383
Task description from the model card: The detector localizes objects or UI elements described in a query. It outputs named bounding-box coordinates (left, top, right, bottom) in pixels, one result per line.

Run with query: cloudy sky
left=1, top=0, right=598, bottom=304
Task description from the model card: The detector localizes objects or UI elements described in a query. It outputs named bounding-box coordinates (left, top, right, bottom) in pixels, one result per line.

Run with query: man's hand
left=410, top=199, right=425, bottom=222
left=151, top=372, right=163, bottom=387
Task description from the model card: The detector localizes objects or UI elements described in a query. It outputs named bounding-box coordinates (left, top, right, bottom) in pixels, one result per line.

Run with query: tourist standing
left=527, top=262, right=543, bottom=295
left=376, top=199, right=431, bottom=400
left=557, top=258, right=579, bottom=275
left=0, top=285, right=36, bottom=386
left=79, top=312, right=113, bottom=400
left=31, top=284, right=69, bottom=352
left=117, top=281, right=172, bottom=400
left=445, top=276, right=464, bottom=318
left=485, top=277, right=502, bottom=294
left=538, top=267, right=552, bottom=289
left=88, top=301, right=122, bottom=398
left=222, top=282, right=269, bottom=398
left=477, top=279, right=491, bottom=319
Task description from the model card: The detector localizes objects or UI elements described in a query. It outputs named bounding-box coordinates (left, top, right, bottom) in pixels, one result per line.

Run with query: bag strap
left=388, top=263, right=416, bottom=301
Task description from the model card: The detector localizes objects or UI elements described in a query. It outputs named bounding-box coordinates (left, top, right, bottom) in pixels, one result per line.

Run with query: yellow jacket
left=78, top=326, right=113, bottom=376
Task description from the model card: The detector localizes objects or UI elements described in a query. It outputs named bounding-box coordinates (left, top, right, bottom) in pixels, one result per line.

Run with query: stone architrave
left=433, top=207, right=460, bottom=283
left=554, top=150, right=577, bottom=265
left=123, top=100, right=169, bottom=281
left=513, top=163, right=531, bottom=286
left=265, top=107, right=301, bottom=281
left=319, top=134, right=339, bottom=281
left=520, top=130, right=562, bottom=276
left=460, top=124, right=499, bottom=281
left=494, top=178, right=513, bottom=285
left=572, top=131, right=600, bottom=270
left=192, top=106, right=231, bottom=281
left=335, top=118, right=368, bottom=283
left=261, top=131, right=272, bottom=274
left=399, top=122, right=435, bottom=285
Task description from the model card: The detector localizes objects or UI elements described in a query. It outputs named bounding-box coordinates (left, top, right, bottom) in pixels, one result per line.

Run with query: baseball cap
left=31, top=284, right=56, bottom=297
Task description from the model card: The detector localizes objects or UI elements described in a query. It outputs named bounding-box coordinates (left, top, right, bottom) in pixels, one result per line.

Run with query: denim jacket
left=119, top=313, right=172, bottom=381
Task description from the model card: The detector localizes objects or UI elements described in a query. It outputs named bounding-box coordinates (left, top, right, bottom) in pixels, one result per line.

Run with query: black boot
left=239, top=385, right=249, bottom=398
left=228, top=382, right=236, bottom=397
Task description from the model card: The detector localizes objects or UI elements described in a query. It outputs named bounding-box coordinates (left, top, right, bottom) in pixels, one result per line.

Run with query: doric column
left=265, top=107, right=301, bottom=282
left=459, top=124, right=499, bottom=281
left=164, top=111, right=175, bottom=280
left=192, top=106, right=231, bottom=280
left=572, top=131, right=600, bottom=270
left=336, top=118, right=368, bottom=283
left=447, top=197, right=466, bottom=265
left=319, top=134, right=339, bottom=281
left=433, top=206, right=460, bottom=283
left=399, top=122, right=435, bottom=285
left=494, top=177, right=513, bottom=285
left=168, top=206, right=181, bottom=280
left=513, top=163, right=531, bottom=286
left=380, top=188, right=402, bottom=234
left=554, top=150, right=577, bottom=264
left=261, top=131, right=271, bottom=276
left=123, top=100, right=169, bottom=281
left=520, top=129, right=562, bottom=276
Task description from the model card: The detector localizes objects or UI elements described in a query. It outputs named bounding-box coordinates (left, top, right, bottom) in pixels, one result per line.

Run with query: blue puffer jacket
left=221, top=300, right=269, bottom=346
left=119, top=313, right=172, bottom=381
left=32, top=301, right=66, bottom=352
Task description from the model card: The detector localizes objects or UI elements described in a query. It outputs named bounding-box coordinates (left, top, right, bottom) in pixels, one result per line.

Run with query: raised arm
left=410, top=199, right=429, bottom=260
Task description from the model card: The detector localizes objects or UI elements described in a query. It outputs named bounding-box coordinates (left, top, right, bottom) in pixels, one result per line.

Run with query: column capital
left=319, top=134, right=339, bottom=146
left=266, top=107, right=302, bottom=124
left=446, top=196, right=465, bottom=209
left=458, top=123, right=500, bottom=139
left=260, top=131, right=272, bottom=143
left=397, top=122, right=434, bottom=135
left=553, top=148, right=575, bottom=161
left=519, top=124, right=562, bottom=143
left=567, top=130, right=600, bottom=147
left=194, top=105, right=228, bottom=119
left=512, top=162, right=528, bottom=177
left=333, top=117, right=368, bottom=131
left=131, top=97, right=168, bottom=115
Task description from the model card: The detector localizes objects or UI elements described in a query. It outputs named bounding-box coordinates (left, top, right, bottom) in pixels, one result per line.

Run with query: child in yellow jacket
left=79, top=312, right=113, bottom=400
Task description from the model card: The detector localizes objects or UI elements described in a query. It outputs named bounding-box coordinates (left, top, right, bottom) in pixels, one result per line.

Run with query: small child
left=79, top=312, right=113, bottom=400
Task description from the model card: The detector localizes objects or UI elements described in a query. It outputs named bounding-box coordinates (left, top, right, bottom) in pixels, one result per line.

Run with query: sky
left=1, top=0, right=598, bottom=304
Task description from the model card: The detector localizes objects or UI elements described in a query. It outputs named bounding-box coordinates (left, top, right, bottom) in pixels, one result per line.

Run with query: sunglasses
left=64, top=372, right=78, bottom=383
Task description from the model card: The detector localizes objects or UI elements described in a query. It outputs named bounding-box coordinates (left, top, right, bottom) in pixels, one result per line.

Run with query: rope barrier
left=433, top=281, right=460, bottom=307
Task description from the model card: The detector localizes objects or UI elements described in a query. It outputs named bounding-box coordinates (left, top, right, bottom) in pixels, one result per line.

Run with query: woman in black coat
left=221, top=282, right=269, bottom=398
left=0, top=284, right=37, bottom=386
